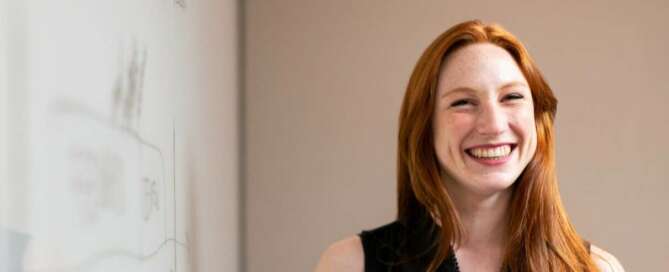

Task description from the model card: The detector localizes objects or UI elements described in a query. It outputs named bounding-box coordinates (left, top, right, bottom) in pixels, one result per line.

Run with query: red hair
left=396, top=20, right=598, bottom=271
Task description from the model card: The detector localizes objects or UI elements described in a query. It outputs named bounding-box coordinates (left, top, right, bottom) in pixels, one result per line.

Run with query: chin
left=470, top=175, right=517, bottom=196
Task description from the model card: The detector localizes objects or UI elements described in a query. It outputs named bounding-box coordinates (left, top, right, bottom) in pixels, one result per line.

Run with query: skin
left=434, top=43, right=536, bottom=199
left=314, top=43, right=624, bottom=272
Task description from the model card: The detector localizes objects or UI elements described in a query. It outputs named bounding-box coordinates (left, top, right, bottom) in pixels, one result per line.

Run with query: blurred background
left=2, top=0, right=668, bottom=271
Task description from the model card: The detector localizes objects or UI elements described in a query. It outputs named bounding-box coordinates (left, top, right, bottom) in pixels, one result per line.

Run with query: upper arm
left=314, top=236, right=364, bottom=272
left=590, top=244, right=625, bottom=272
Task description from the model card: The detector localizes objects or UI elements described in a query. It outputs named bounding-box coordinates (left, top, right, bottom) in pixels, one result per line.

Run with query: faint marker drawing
left=69, top=147, right=125, bottom=225
left=174, top=0, right=187, bottom=9
left=143, top=177, right=160, bottom=221
left=45, top=38, right=190, bottom=271
left=112, top=39, right=146, bottom=131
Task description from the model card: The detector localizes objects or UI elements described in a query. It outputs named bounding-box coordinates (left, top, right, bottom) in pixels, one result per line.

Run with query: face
left=433, top=43, right=537, bottom=198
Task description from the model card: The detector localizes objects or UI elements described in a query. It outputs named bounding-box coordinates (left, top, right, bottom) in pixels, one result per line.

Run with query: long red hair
left=396, top=20, right=598, bottom=271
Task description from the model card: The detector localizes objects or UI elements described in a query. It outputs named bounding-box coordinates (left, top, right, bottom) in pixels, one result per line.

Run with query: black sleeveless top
left=358, top=220, right=591, bottom=272
left=359, top=220, right=459, bottom=272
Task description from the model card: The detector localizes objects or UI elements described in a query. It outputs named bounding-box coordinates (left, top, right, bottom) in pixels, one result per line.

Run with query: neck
left=445, top=180, right=512, bottom=250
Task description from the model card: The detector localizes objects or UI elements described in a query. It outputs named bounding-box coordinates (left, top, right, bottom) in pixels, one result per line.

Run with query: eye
left=450, top=99, right=473, bottom=108
left=502, top=93, right=524, bottom=101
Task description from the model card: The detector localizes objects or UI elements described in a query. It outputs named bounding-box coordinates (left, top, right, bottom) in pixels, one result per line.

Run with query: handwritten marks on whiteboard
left=174, top=0, right=187, bottom=9
left=27, top=37, right=191, bottom=271
left=3, top=0, right=217, bottom=269
left=69, top=146, right=126, bottom=226
left=112, top=39, right=146, bottom=132
left=143, top=177, right=160, bottom=221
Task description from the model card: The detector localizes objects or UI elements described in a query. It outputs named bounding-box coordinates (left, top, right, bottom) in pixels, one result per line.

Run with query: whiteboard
left=0, top=0, right=237, bottom=271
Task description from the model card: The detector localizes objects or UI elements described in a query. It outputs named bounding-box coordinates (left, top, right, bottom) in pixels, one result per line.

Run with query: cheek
left=508, top=107, right=537, bottom=155
left=435, top=113, right=470, bottom=145
left=520, top=114, right=538, bottom=156
left=434, top=113, right=474, bottom=161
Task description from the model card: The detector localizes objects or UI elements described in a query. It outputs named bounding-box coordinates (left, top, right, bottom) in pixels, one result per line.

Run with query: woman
left=315, top=20, right=624, bottom=271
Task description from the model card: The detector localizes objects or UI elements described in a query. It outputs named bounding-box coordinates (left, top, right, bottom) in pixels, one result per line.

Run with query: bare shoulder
left=314, top=235, right=364, bottom=272
left=590, top=244, right=625, bottom=272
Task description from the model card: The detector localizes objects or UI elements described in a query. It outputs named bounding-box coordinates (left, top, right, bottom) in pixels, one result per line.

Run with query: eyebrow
left=440, top=87, right=476, bottom=99
left=500, top=81, right=529, bottom=90
left=441, top=81, right=529, bottom=99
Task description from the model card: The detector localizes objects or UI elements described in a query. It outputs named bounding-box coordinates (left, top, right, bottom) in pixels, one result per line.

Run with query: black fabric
left=359, top=220, right=592, bottom=272
left=358, top=220, right=459, bottom=272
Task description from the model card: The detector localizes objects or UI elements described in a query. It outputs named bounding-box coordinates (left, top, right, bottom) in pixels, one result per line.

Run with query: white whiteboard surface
left=1, top=0, right=240, bottom=271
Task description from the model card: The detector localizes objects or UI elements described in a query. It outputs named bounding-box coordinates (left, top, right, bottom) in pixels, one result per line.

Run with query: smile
left=465, top=144, right=516, bottom=164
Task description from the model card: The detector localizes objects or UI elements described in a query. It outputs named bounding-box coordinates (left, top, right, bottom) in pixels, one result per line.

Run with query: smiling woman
left=314, top=20, right=624, bottom=272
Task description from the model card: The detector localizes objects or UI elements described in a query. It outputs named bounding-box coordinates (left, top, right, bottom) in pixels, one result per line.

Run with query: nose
left=475, top=102, right=508, bottom=136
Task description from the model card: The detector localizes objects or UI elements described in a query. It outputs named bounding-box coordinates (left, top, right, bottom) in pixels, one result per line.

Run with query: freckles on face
left=439, top=107, right=476, bottom=173
left=433, top=43, right=537, bottom=196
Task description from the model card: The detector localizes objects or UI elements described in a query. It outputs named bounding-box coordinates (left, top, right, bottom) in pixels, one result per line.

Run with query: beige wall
left=245, top=0, right=669, bottom=271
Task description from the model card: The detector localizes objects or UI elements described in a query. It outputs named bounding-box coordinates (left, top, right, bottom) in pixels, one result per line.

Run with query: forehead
left=438, top=43, right=528, bottom=93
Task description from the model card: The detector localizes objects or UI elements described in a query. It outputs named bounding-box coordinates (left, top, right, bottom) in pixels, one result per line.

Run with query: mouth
left=465, top=143, right=517, bottom=165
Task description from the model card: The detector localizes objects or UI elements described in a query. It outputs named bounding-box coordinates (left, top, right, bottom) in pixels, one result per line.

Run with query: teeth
left=469, top=145, right=511, bottom=159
